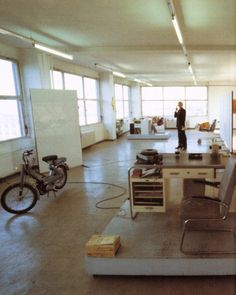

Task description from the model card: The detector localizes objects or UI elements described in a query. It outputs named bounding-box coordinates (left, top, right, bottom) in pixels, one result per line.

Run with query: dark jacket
left=174, top=108, right=186, bottom=130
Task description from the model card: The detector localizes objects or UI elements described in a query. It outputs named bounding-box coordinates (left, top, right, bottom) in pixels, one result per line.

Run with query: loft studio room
left=0, top=1, right=236, bottom=294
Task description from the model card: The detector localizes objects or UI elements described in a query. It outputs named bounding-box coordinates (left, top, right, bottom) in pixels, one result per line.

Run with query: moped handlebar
left=23, top=149, right=34, bottom=156
left=22, top=149, right=34, bottom=165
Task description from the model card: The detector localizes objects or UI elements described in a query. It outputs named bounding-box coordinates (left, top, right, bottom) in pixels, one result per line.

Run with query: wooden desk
left=129, top=153, right=228, bottom=219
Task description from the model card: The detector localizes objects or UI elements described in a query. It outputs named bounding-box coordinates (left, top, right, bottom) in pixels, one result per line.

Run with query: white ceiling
left=0, top=0, right=235, bottom=85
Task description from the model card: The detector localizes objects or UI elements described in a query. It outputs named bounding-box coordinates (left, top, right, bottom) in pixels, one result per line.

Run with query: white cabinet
left=129, top=168, right=165, bottom=218
left=133, top=119, right=152, bottom=134
left=129, top=166, right=216, bottom=219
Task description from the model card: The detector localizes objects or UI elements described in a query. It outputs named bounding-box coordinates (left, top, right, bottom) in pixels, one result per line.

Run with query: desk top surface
left=134, top=153, right=229, bottom=169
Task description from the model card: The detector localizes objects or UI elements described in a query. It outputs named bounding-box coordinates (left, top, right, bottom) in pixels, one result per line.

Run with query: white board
left=30, top=89, right=82, bottom=172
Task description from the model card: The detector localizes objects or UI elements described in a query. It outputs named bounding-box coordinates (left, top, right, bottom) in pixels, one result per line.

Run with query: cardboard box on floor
left=86, top=235, right=121, bottom=257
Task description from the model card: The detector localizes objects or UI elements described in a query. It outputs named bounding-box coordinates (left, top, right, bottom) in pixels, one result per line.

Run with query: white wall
left=208, top=87, right=221, bottom=122
left=209, top=85, right=236, bottom=129
left=81, top=123, right=105, bottom=148
left=221, top=88, right=236, bottom=150
left=208, top=86, right=236, bottom=150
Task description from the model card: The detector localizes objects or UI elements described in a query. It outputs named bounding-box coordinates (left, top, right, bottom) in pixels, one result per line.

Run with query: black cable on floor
left=67, top=181, right=127, bottom=209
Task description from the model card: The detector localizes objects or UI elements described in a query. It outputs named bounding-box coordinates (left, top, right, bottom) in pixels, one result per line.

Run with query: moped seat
left=42, top=155, right=58, bottom=163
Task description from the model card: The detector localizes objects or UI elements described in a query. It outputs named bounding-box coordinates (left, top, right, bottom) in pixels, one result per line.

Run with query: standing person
left=174, top=101, right=187, bottom=151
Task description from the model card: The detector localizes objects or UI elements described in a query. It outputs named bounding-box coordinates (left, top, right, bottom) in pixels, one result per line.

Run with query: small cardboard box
left=86, top=234, right=121, bottom=257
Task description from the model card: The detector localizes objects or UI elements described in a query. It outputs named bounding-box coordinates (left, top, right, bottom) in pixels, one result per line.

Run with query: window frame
left=114, top=83, right=130, bottom=119
left=51, top=69, right=101, bottom=126
left=0, top=57, right=25, bottom=142
left=141, top=86, right=208, bottom=117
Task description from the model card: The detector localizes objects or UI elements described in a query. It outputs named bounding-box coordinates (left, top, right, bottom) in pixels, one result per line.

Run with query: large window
left=185, top=87, right=207, bottom=116
left=141, top=86, right=207, bottom=117
left=141, top=87, right=163, bottom=116
left=0, top=58, right=24, bottom=141
left=163, top=87, right=185, bottom=116
left=51, top=70, right=100, bottom=126
left=115, top=84, right=130, bottom=119
left=51, top=70, right=63, bottom=90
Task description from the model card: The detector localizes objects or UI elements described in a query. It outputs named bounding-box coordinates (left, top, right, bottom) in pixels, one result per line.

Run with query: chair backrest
left=209, top=119, right=217, bottom=131
left=218, top=157, right=236, bottom=211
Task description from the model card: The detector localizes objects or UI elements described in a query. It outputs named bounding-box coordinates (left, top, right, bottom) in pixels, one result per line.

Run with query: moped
left=1, top=149, right=69, bottom=214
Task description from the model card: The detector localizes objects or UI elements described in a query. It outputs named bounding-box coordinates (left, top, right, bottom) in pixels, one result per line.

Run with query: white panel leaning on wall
left=30, top=89, right=83, bottom=172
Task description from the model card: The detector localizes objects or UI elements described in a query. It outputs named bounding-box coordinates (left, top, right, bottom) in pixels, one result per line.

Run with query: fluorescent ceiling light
left=134, top=79, right=152, bottom=86
left=172, top=16, right=183, bottom=45
left=112, top=71, right=126, bottom=78
left=192, top=75, right=197, bottom=85
left=0, top=27, right=73, bottom=60
left=188, top=63, right=193, bottom=74
left=94, top=63, right=111, bottom=71
left=95, top=64, right=127, bottom=78
left=0, top=27, right=32, bottom=43
left=34, top=43, right=73, bottom=60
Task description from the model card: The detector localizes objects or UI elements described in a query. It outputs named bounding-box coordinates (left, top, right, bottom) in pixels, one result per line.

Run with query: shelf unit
left=129, top=168, right=165, bottom=218
left=116, top=119, right=124, bottom=137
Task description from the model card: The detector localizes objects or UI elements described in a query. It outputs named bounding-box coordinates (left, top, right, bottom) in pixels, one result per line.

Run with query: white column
left=100, top=72, right=116, bottom=140
left=130, top=83, right=141, bottom=119
left=20, top=48, right=52, bottom=95
left=19, top=48, right=53, bottom=139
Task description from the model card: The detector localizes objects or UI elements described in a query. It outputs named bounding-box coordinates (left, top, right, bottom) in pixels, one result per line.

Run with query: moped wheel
left=1, top=182, right=38, bottom=214
left=55, top=165, right=68, bottom=189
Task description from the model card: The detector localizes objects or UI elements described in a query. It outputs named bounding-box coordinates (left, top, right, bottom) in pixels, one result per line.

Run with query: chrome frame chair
left=180, top=157, right=236, bottom=254
left=199, top=119, right=217, bottom=132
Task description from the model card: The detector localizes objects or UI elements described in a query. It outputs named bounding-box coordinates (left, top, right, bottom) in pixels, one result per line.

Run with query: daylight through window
left=141, top=86, right=207, bottom=117
left=52, top=70, right=100, bottom=126
left=0, top=58, right=24, bottom=141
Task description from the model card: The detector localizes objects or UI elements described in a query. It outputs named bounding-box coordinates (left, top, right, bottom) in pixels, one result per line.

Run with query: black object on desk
left=136, top=149, right=163, bottom=165
left=188, top=153, right=203, bottom=160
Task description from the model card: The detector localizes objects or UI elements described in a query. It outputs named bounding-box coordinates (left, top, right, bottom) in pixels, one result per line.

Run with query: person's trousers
left=178, top=129, right=187, bottom=149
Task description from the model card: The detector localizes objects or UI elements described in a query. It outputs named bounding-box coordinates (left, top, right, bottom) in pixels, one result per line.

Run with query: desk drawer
left=163, top=168, right=214, bottom=179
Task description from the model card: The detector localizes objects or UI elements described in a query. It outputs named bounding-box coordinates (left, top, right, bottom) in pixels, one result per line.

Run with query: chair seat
left=180, top=196, right=222, bottom=219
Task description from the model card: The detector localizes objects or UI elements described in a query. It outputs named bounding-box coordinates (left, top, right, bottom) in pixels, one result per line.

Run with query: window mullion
left=82, top=77, right=87, bottom=125
left=12, top=62, right=21, bottom=96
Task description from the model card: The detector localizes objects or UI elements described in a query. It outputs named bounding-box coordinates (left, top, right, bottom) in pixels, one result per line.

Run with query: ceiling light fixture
left=188, top=63, right=197, bottom=85
left=134, top=79, right=152, bottom=86
left=166, top=0, right=197, bottom=85
left=172, top=16, right=183, bottom=45
left=112, top=71, right=126, bottom=78
left=134, top=79, right=143, bottom=83
left=145, top=82, right=153, bottom=87
left=94, top=63, right=112, bottom=71
left=192, top=75, right=197, bottom=85
left=34, top=43, right=73, bottom=60
left=0, top=27, right=33, bottom=43
left=0, top=27, right=73, bottom=60
left=94, top=64, right=126, bottom=78
left=188, top=63, right=193, bottom=74
left=167, top=0, right=183, bottom=45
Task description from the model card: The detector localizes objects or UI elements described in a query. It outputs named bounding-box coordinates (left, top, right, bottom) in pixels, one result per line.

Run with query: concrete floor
left=0, top=130, right=235, bottom=294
